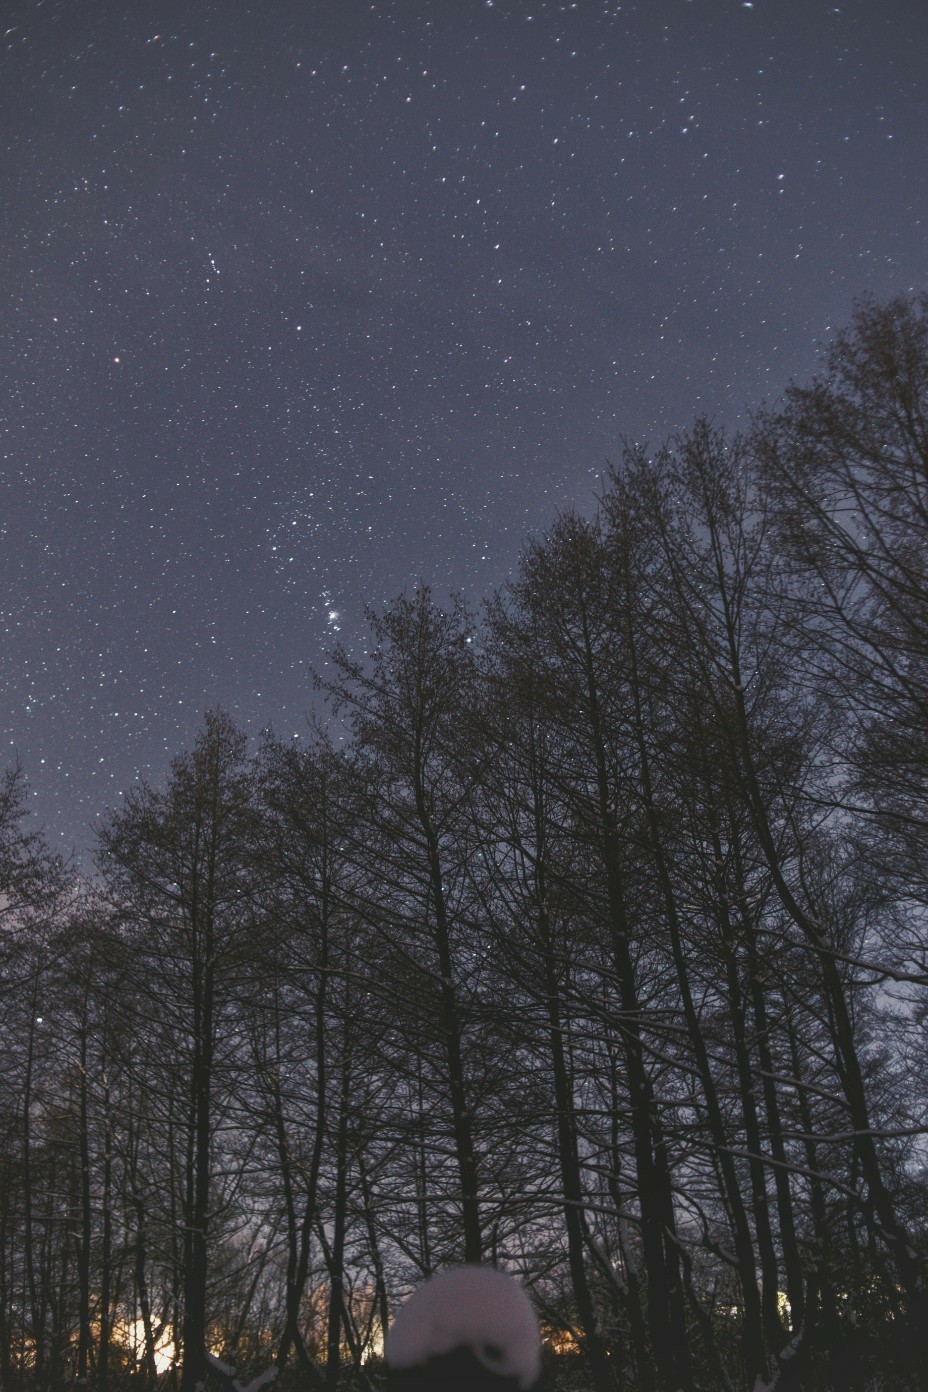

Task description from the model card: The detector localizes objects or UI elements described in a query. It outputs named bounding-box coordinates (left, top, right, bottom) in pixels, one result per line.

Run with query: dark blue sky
left=2, top=0, right=926, bottom=859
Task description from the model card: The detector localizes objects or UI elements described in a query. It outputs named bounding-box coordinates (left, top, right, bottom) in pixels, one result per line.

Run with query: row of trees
left=3, top=295, right=928, bottom=1392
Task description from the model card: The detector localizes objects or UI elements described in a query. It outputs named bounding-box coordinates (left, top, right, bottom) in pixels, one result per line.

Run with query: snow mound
left=385, top=1265, right=541, bottom=1390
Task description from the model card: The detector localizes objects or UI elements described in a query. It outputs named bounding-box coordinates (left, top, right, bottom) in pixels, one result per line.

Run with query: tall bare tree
left=320, top=590, right=486, bottom=1265
left=97, top=710, right=259, bottom=1392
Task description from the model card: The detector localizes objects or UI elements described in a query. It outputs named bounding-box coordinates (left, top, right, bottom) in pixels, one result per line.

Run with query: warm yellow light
left=541, top=1325, right=581, bottom=1356
left=115, top=1318, right=175, bottom=1374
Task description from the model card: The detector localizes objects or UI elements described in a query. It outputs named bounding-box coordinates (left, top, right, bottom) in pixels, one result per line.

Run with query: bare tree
left=97, top=710, right=259, bottom=1392
left=320, top=590, right=486, bottom=1266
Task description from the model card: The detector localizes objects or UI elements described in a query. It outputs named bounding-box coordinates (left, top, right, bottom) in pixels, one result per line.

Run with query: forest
left=2, top=295, right=928, bottom=1392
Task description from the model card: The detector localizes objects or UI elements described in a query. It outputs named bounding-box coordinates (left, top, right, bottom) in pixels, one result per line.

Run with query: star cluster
left=2, top=0, right=925, bottom=857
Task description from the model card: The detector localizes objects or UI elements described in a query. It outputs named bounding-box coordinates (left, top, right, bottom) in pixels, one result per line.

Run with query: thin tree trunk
left=731, top=829, right=805, bottom=1338
left=577, top=603, right=692, bottom=1392
left=606, top=1064, right=654, bottom=1392
left=276, top=866, right=332, bottom=1374
left=357, top=1149, right=389, bottom=1355
left=181, top=893, right=214, bottom=1392
left=416, top=784, right=482, bottom=1263
left=133, top=1190, right=159, bottom=1389
left=785, top=1017, right=847, bottom=1391
left=98, top=1046, right=113, bottom=1392
left=540, top=903, right=614, bottom=1392
left=22, top=986, right=45, bottom=1390
left=413, top=1034, right=432, bottom=1275
left=326, top=1027, right=352, bottom=1389
left=0, top=1171, right=13, bottom=1390
left=77, top=1024, right=93, bottom=1386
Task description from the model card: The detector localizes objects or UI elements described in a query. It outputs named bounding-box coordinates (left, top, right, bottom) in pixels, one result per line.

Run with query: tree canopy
left=3, top=294, right=928, bottom=1392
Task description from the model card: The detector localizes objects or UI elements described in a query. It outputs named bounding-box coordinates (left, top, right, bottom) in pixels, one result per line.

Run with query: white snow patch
left=203, top=1352, right=278, bottom=1392
left=385, top=1265, right=541, bottom=1389
left=206, top=1354, right=236, bottom=1377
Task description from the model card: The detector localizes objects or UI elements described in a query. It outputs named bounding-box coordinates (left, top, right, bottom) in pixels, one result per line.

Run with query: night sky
left=3, top=0, right=926, bottom=861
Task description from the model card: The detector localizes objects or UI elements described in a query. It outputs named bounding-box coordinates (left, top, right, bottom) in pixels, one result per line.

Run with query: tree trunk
left=180, top=912, right=214, bottom=1392
left=98, top=1049, right=113, bottom=1392
left=416, top=786, right=482, bottom=1263
left=541, top=906, right=615, bottom=1392
left=578, top=605, right=692, bottom=1392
